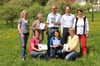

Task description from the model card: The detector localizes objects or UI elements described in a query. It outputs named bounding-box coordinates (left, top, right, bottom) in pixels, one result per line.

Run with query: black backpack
left=75, top=16, right=86, bottom=34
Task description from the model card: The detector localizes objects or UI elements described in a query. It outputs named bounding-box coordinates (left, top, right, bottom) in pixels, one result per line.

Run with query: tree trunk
left=11, top=20, right=13, bottom=28
left=6, top=20, right=8, bottom=25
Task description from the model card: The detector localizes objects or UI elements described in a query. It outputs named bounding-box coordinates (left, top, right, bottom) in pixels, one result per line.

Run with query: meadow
left=0, top=12, right=100, bottom=66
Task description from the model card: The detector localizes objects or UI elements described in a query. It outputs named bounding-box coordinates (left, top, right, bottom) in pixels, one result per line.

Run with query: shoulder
left=48, top=13, right=52, bottom=16
left=51, top=37, right=55, bottom=40
left=56, top=12, right=61, bottom=16
left=74, top=35, right=79, bottom=39
left=18, top=18, right=22, bottom=22
left=70, top=13, right=75, bottom=17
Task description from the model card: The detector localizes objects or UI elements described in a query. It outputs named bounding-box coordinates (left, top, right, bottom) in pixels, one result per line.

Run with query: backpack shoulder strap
left=75, top=17, right=78, bottom=34
left=83, top=16, right=86, bottom=34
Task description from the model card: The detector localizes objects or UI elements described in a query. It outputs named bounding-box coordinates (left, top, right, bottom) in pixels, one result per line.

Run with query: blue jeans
left=19, top=33, right=29, bottom=59
left=63, top=51, right=79, bottom=61
left=30, top=51, right=46, bottom=60
left=47, top=28, right=58, bottom=56
left=50, top=48, right=62, bottom=58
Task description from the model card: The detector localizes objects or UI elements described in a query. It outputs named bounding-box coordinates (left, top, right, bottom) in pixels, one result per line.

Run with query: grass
left=0, top=12, right=100, bottom=66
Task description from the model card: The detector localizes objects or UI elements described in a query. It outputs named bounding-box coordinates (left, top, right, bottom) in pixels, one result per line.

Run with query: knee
left=65, top=55, right=70, bottom=61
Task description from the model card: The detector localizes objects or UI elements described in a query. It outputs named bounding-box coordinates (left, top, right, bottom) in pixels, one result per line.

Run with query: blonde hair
left=37, top=13, right=42, bottom=18
left=69, top=27, right=75, bottom=33
left=20, top=10, right=28, bottom=18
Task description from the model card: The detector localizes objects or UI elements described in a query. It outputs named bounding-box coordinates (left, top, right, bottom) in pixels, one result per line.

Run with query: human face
left=38, top=15, right=43, bottom=21
left=77, top=11, right=83, bottom=17
left=65, top=6, right=70, bottom=14
left=22, top=12, right=28, bottom=19
left=52, top=6, right=57, bottom=13
left=69, top=29, right=74, bottom=36
left=35, top=31, right=39, bottom=39
left=54, top=32, right=59, bottom=38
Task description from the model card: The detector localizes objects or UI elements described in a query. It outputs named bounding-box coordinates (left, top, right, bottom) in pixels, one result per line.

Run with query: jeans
left=30, top=51, right=46, bottom=60
left=19, top=33, right=29, bottom=59
left=50, top=48, right=62, bottom=58
left=63, top=51, right=79, bottom=61
left=47, top=27, right=58, bottom=56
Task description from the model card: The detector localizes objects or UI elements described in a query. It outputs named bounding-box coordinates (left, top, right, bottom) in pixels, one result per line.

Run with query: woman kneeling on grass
left=29, top=30, right=48, bottom=60
left=63, top=27, right=80, bottom=61
left=50, top=30, right=64, bottom=58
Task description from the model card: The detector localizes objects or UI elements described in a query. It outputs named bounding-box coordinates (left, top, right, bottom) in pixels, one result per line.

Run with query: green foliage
left=34, top=0, right=48, bottom=6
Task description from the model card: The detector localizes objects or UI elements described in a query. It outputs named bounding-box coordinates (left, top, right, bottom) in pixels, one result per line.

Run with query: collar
left=52, top=36, right=60, bottom=40
left=51, top=12, right=58, bottom=16
left=65, top=13, right=71, bottom=16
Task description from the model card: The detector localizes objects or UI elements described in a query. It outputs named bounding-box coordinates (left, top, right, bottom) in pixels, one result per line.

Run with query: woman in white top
left=73, top=9, right=89, bottom=55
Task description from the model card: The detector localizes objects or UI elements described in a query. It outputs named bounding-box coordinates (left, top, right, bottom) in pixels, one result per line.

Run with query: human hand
left=86, top=34, right=88, bottom=38
left=21, top=34, right=24, bottom=38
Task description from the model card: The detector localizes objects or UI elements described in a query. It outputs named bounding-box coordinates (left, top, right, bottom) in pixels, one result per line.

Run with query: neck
left=66, top=12, right=70, bottom=15
left=79, top=15, right=83, bottom=18
left=23, top=18, right=27, bottom=20
left=55, top=36, right=59, bottom=39
left=71, top=34, right=74, bottom=38
left=53, top=12, right=56, bottom=15
left=38, top=19, right=41, bottom=22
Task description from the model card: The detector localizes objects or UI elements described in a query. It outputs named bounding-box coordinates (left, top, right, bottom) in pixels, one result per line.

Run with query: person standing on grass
left=73, top=9, right=89, bottom=55
left=31, top=14, right=46, bottom=43
left=61, top=6, right=75, bottom=43
left=50, top=30, right=64, bottom=58
left=46, top=5, right=61, bottom=57
left=29, top=30, right=48, bottom=60
left=62, top=27, right=80, bottom=61
left=18, top=10, right=29, bottom=61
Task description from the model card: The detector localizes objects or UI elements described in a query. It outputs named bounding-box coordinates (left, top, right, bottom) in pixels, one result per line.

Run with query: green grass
left=0, top=12, right=100, bottom=66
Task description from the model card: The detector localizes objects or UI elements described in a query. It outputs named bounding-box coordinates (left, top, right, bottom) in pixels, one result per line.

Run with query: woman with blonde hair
left=18, top=10, right=29, bottom=61
left=62, top=27, right=80, bottom=61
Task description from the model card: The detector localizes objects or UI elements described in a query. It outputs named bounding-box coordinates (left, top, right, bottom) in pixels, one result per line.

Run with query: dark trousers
left=47, top=27, right=58, bottom=57
left=63, top=28, right=70, bottom=43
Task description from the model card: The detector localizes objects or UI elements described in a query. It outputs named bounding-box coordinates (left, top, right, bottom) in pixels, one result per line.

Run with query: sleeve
left=61, top=16, right=64, bottom=32
left=71, top=36, right=79, bottom=50
left=31, top=38, right=35, bottom=44
left=58, top=14, right=61, bottom=23
left=86, top=18, right=89, bottom=31
left=50, top=37, right=53, bottom=46
left=18, top=19, right=22, bottom=24
left=31, top=21, right=36, bottom=31
left=47, top=14, right=49, bottom=24
left=72, top=15, right=75, bottom=27
left=73, top=18, right=76, bottom=28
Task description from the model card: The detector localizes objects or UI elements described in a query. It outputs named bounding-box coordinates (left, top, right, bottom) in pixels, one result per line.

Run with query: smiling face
left=52, top=5, right=57, bottom=13
left=22, top=12, right=28, bottom=19
left=34, top=31, right=40, bottom=39
left=54, top=31, right=59, bottom=38
left=77, top=10, right=83, bottom=17
left=69, top=28, right=75, bottom=36
left=38, top=14, right=43, bottom=21
left=65, top=6, right=70, bottom=14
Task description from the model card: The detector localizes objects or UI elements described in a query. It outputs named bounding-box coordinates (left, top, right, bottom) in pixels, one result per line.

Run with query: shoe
left=22, top=58, right=25, bottom=61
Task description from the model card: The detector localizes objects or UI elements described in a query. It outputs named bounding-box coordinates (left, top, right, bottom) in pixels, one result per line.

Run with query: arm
left=86, top=18, right=89, bottom=38
left=31, top=21, right=37, bottom=31
left=18, top=23, right=24, bottom=38
left=61, top=16, right=63, bottom=35
left=31, top=43, right=43, bottom=52
left=50, top=38, right=57, bottom=48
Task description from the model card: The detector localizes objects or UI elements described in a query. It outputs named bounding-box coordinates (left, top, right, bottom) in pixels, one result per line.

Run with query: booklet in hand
left=38, top=44, right=48, bottom=50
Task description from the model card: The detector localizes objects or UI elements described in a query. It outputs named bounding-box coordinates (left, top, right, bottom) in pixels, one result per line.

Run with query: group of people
left=18, top=5, right=89, bottom=61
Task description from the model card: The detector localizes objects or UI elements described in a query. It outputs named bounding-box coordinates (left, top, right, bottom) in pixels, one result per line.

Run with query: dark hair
left=54, top=30, right=61, bottom=37
left=66, top=5, right=71, bottom=10
left=77, top=9, right=83, bottom=13
left=33, top=30, right=40, bottom=36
